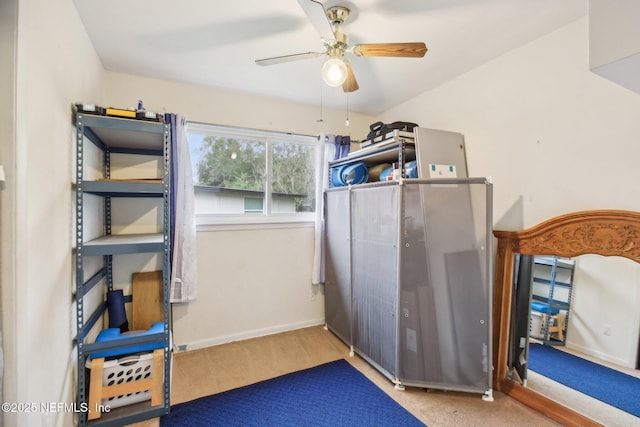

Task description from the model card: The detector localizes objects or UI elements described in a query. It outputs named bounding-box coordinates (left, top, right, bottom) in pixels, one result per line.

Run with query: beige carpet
left=132, top=325, right=561, bottom=426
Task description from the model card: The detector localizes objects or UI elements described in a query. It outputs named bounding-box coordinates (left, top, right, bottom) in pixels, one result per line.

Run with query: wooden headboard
left=492, top=210, right=640, bottom=427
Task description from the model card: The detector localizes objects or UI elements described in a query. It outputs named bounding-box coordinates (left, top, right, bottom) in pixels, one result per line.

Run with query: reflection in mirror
left=493, top=210, right=640, bottom=427
left=509, top=254, right=640, bottom=426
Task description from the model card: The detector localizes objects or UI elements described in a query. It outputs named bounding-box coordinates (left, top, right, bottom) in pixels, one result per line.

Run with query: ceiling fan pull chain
left=317, top=79, right=324, bottom=123
left=345, top=88, right=350, bottom=127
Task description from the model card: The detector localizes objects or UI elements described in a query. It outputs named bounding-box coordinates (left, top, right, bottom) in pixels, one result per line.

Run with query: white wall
left=569, top=255, right=640, bottom=366
left=378, top=17, right=640, bottom=367
left=173, top=224, right=320, bottom=350
left=7, top=0, right=104, bottom=426
left=100, top=72, right=375, bottom=350
left=0, top=0, right=18, bottom=422
left=101, top=71, right=371, bottom=139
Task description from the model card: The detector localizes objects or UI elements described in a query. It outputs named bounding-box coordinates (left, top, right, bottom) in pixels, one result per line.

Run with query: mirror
left=492, top=210, right=640, bottom=427
left=513, top=253, right=639, bottom=425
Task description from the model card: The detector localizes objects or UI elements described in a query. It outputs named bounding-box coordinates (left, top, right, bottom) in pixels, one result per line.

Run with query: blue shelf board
left=81, top=233, right=165, bottom=256
left=76, top=113, right=166, bottom=151
left=80, top=180, right=164, bottom=197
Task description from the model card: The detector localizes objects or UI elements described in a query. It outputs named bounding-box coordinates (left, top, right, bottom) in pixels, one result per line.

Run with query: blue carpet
left=161, top=359, right=425, bottom=427
left=529, top=343, right=640, bottom=417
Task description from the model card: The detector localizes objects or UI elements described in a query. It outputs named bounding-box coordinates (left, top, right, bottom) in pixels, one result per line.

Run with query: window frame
left=186, top=122, right=318, bottom=226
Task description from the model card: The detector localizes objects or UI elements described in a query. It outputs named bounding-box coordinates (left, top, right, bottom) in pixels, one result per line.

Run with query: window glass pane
left=187, top=123, right=317, bottom=222
left=193, top=135, right=265, bottom=190
left=271, top=140, right=316, bottom=213
left=189, top=132, right=266, bottom=214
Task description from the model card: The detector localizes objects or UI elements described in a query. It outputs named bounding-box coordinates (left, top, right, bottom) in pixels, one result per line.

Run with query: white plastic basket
left=529, top=311, right=544, bottom=339
left=86, top=352, right=154, bottom=409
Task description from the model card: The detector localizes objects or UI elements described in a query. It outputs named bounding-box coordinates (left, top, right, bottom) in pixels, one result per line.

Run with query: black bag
left=365, top=121, right=418, bottom=142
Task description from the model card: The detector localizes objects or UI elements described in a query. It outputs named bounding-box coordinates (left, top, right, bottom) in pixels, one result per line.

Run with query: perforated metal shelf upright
left=72, top=107, right=171, bottom=426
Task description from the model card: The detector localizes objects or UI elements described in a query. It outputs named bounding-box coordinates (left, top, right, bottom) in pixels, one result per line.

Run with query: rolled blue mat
left=106, top=289, right=129, bottom=332
left=341, top=162, right=368, bottom=185
left=331, top=165, right=348, bottom=187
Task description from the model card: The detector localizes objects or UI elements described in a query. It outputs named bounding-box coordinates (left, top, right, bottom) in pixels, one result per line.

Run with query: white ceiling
left=73, top=0, right=587, bottom=115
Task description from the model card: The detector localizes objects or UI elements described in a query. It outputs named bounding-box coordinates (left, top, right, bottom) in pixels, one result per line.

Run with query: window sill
left=195, top=213, right=316, bottom=232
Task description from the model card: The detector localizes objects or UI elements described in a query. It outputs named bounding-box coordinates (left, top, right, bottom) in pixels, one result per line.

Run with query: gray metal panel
left=398, top=180, right=492, bottom=392
left=351, top=185, right=398, bottom=376
left=324, top=189, right=352, bottom=345
left=398, top=184, right=441, bottom=383
left=414, top=127, right=468, bottom=179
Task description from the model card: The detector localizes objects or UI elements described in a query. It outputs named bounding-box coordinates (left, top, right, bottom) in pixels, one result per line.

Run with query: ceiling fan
left=255, top=0, right=428, bottom=93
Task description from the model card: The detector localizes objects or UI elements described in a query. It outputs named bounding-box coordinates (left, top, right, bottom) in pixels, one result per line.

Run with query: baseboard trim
left=174, top=318, right=325, bottom=352
left=566, top=341, right=630, bottom=368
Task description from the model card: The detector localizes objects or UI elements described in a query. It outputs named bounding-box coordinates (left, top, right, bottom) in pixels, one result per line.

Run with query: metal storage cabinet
left=325, top=178, right=493, bottom=399
left=324, top=190, right=351, bottom=347
left=73, top=108, right=171, bottom=426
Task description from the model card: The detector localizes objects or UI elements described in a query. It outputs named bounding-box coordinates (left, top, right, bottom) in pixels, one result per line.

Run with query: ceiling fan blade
left=255, top=52, right=322, bottom=66
left=342, top=61, right=359, bottom=93
left=352, top=42, right=428, bottom=58
left=297, top=0, right=336, bottom=42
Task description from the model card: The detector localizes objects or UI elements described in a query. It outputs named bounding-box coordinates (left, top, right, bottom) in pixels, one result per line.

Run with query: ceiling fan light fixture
left=255, top=0, right=428, bottom=93
left=321, top=57, right=348, bottom=87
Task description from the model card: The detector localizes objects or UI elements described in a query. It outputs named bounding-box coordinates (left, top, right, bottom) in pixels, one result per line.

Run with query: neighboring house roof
left=194, top=185, right=306, bottom=199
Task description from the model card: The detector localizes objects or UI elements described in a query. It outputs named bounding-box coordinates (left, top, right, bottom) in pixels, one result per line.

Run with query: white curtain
left=169, top=115, right=197, bottom=302
left=312, top=133, right=338, bottom=285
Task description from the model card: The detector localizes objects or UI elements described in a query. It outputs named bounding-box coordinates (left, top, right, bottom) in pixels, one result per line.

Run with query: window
left=243, top=197, right=264, bottom=213
left=187, top=122, right=318, bottom=224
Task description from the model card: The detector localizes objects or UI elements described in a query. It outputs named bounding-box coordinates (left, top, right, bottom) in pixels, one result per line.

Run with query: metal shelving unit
left=73, top=108, right=171, bottom=426
left=328, top=132, right=416, bottom=187
left=531, top=256, right=575, bottom=346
